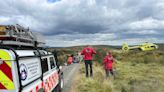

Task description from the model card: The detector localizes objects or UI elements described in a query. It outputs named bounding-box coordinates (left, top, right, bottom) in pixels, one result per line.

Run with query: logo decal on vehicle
left=20, top=64, right=28, bottom=81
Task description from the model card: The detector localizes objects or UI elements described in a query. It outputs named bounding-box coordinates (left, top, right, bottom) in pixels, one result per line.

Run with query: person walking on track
left=67, top=54, right=73, bottom=65
left=81, top=45, right=96, bottom=77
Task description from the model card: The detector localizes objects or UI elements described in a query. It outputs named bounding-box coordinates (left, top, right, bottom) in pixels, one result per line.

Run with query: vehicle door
left=41, top=56, right=59, bottom=92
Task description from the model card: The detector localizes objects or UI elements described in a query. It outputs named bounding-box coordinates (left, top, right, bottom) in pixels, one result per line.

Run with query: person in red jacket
left=67, top=54, right=73, bottom=65
left=81, top=45, right=96, bottom=77
left=103, top=51, right=115, bottom=78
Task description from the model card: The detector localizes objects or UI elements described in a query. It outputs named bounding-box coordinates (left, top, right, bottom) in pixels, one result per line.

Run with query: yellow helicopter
left=122, top=42, right=158, bottom=51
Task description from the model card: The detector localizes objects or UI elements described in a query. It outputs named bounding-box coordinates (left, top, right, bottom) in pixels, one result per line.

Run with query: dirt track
left=63, top=63, right=80, bottom=92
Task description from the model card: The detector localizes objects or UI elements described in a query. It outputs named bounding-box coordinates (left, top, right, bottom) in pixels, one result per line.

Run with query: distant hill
left=46, top=43, right=164, bottom=65
left=47, top=43, right=164, bottom=52
left=48, top=45, right=122, bottom=50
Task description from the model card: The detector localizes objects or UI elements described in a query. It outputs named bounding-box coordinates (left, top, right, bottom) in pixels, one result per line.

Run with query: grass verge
left=71, top=51, right=164, bottom=92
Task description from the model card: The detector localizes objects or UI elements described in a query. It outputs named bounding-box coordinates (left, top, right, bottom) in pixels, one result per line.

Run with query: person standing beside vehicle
left=81, top=45, right=96, bottom=77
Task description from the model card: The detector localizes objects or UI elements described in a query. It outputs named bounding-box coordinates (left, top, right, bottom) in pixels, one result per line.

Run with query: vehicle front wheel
left=53, top=84, right=60, bottom=92
left=53, top=74, right=64, bottom=92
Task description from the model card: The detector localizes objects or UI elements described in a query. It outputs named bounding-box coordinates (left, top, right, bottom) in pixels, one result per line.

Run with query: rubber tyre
left=53, top=75, right=64, bottom=92
left=54, top=84, right=60, bottom=92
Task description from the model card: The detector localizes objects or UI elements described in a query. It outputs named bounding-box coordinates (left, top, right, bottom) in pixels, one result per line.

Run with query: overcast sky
left=0, top=0, right=164, bottom=47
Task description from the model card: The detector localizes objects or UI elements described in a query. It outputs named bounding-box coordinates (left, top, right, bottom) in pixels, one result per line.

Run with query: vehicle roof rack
left=0, top=24, right=46, bottom=49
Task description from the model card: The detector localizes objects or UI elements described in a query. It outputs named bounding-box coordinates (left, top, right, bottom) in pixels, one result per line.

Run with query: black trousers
left=85, top=60, right=93, bottom=77
left=105, top=69, right=114, bottom=77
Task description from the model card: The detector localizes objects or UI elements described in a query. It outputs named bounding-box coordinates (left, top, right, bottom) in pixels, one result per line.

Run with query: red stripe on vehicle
left=41, top=82, right=44, bottom=88
left=36, top=85, right=39, bottom=91
left=0, top=61, right=13, bottom=81
left=0, top=83, right=6, bottom=89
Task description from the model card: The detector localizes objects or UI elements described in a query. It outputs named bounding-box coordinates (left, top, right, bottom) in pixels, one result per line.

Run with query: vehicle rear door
left=0, top=49, right=15, bottom=92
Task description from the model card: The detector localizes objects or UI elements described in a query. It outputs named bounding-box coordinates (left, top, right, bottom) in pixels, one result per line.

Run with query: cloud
left=47, top=0, right=61, bottom=3
left=0, top=16, right=10, bottom=24
left=45, top=33, right=117, bottom=46
left=129, top=17, right=164, bottom=30
left=0, top=0, right=164, bottom=47
left=126, top=30, right=158, bottom=35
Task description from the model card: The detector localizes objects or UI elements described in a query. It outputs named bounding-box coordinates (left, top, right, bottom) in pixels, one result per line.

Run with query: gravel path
left=63, top=63, right=80, bottom=92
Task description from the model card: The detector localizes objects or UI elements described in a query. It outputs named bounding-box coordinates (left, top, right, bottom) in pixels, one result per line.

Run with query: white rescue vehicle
left=0, top=25, right=64, bottom=92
